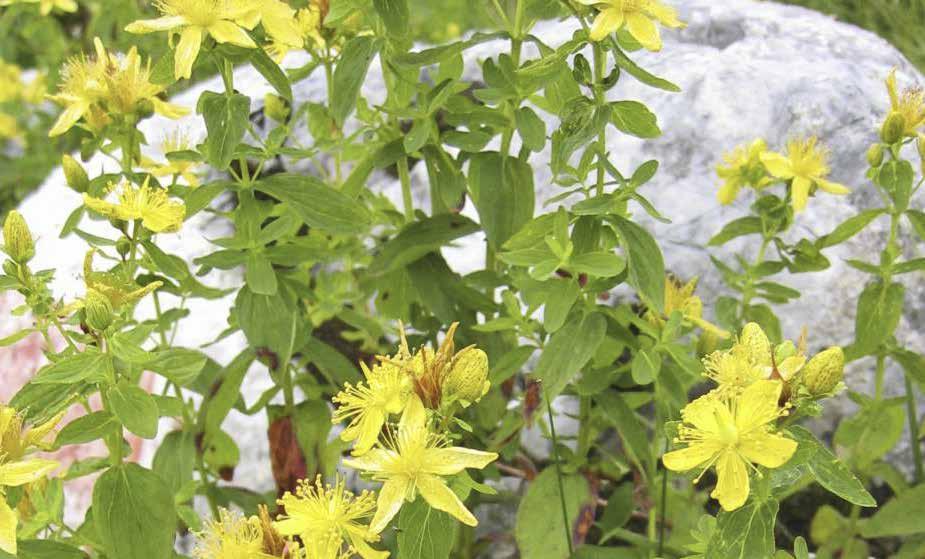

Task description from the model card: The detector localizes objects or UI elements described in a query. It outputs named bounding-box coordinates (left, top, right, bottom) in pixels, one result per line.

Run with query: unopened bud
left=264, top=94, right=290, bottom=123
left=739, top=322, right=772, bottom=365
left=443, top=347, right=490, bottom=407
left=84, top=289, right=114, bottom=331
left=880, top=111, right=907, bottom=144
left=802, top=346, right=844, bottom=396
left=115, top=237, right=132, bottom=258
left=3, top=210, right=34, bottom=263
left=866, top=144, right=884, bottom=168
left=62, top=155, right=90, bottom=193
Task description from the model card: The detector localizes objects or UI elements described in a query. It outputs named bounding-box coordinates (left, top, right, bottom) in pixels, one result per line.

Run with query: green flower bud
left=62, top=155, right=90, bottom=194
left=115, top=237, right=132, bottom=258
left=84, top=289, right=114, bottom=331
left=739, top=322, right=772, bottom=366
left=264, top=93, right=290, bottom=123
left=880, top=111, right=907, bottom=144
left=802, top=347, right=844, bottom=396
left=443, top=347, right=490, bottom=407
left=866, top=144, right=884, bottom=168
left=3, top=210, right=34, bottom=263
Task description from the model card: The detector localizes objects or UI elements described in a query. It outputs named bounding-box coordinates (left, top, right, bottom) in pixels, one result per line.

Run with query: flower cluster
left=332, top=324, right=497, bottom=532
left=647, top=275, right=730, bottom=339
left=662, top=323, right=845, bottom=511
left=578, top=0, right=685, bottom=50
left=82, top=177, right=186, bottom=233
left=717, top=136, right=850, bottom=212
left=0, top=405, right=62, bottom=555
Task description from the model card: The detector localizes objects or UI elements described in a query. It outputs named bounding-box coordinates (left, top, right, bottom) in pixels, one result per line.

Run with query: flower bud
left=115, top=237, right=132, bottom=258
left=3, top=210, right=34, bottom=263
left=880, top=111, right=907, bottom=144
left=866, top=144, right=884, bottom=168
left=84, top=289, right=114, bottom=331
left=802, top=346, right=844, bottom=396
left=62, top=155, right=90, bottom=194
left=443, top=347, right=490, bottom=407
left=739, top=322, right=772, bottom=366
left=264, top=93, right=290, bottom=123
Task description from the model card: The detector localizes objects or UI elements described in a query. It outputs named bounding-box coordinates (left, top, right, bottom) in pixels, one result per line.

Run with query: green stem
left=545, top=394, right=574, bottom=556
left=592, top=43, right=606, bottom=196
left=904, top=374, right=924, bottom=483
left=398, top=156, right=414, bottom=222
left=875, top=353, right=886, bottom=401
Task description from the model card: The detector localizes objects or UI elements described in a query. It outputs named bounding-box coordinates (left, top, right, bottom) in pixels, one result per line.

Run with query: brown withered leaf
left=268, top=415, right=308, bottom=499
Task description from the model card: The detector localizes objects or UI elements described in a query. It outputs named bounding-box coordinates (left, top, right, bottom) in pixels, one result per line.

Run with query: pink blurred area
left=1, top=291, right=151, bottom=523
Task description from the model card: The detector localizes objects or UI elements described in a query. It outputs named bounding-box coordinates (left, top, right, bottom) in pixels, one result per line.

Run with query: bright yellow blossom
left=125, top=0, right=259, bottom=80
left=647, top=276, right=729, bottom=338
left=575, top=0, right=685, bottom=50
left=82, top=250, right=163, bottom=310
left=0, top=406, right=64, bottom=461
left=243, top=0, right=304, bottom=61
left=83, top=178, right=186, bottom=233
left=275, top=475, right=386, bottom=559
left=884, top=68, right=925, bottom=138
left=704, top=323, right=806, bottom=393
left=343, top=397, right=497, bottom=533
left=48, top=38, right=187, bottom=137
left=0, top=0, right=77, bottom=15
left=716, top=139, right=773, bottom=205
left=266, top=2, right=326, bottom=61
left=662, top=379, right=797, bottom=511
left=142, top=130, right=203, bottom=187
left=0, top=456, right=58, bottom=554
left=192, top=508, right=274, bottom=559
left=760, top=136, right=850, bottom=212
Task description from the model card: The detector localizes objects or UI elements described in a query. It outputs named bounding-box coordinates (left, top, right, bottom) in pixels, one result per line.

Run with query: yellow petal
left=777, top=355, right=805, bottom=381
left=589, top=8, right=624, bottom=42
left=83, top=193, right=121, bottom=220
left=646, top=1, right=685, bottom=28
left=626, top=12, right=662, bottom=51
left=416, top=474, right=477, bottom=526
left=759, top=152, right=794, bottom=179
left=717, top=178, right=742, bottom=205
left=125, top=15, right=188, bottom=34
left=886, top=68, right=899, bottom=109
left=399, top=393, right=427, bottom=434
left=0, top=500, right=15, bottom=555
left=369, top=478, right=409, bottom=534
left=791, top=176, right=811, bottom=212
left=347, top=531, right=390, bottom=559
left=344, top=409, right=385, bottom=456
left=175, top=26, right=204, bottom=80
left=25, top=410, right=65, bottom=449
left=662, top=441, right=722, bottom=472
left=680, top=393, right=723, bottom=434
left=0, top=458, right=57, bottom=487
left=48, top=102, right=89, bottom=137
left=342, top=448, right=394, bottom=474
left=738, top=432, right=797, bottom=469
left=711, top=451, right=749, bottom=511
left=150, top=98, right=189, bottom=119
left=734, top=379, right=783, bottom=433
left=815, top=178, right=850, bottom=195
left=207, top=20, right=258, bottom=48
left=423, top=447, right=498, bottom=476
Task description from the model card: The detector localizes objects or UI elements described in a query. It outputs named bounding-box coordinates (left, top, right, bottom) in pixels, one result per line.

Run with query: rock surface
left=2, top=0, right=923, bottom=529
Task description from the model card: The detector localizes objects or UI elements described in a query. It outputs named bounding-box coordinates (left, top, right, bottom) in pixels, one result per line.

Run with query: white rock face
left=3, top=0, right=923, bottom=523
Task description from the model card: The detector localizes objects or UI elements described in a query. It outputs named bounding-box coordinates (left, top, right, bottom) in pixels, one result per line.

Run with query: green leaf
left=544, top=278, right=580, bottom=333
left=235, top=287, right=298, bottom=356
left=515, top=468, right=591, bottom=559
left=468, top=152, right=535, bottom=249
left=630, top=347, right=660, bottom=385
left=302, top=336, right=360, bottom=385
left=609, top=215, right=665, bottom=311
left=198, top=91, right=251, bottom=170
left=789, top=426, right=876, bottom=507
left=610, top=44, right=680, bottom=92
left=569, top=251, right=626, bottom=277
left=816, top=209, right=885, bottom=249
left=146, top=348, right=208, bottom=387
left=533, top=312, right=607, bottom=399
left=374, top=0, right=410, bottom=37
left=396, top=496, right=459, bottom=559
left=705, top=498, right=779, bottom=559
left=906, top=209, right=925, bottom=239
left=708, top=217, right=763, bottom=246
left=92, top=464, right=176, bottom=559
left=203, top=350, right=256, bottom=438
left=596, top=390, right=650, bottom=471
left=14, top=540, right=87, bottom=559
left=54, top=411, right=119, bottom=447
left=249, top=47, right=292, bottom=100
left=853, top=281, right=904, bottom=356
left=368, top=214, right=480, bottom=276
left=833, top=399, right=905, bottom=471
left=879, top=159, right=914, bottom=211
left=107, top=384, right=159, bottom=439
left=245, top=252, right=278, bottom=295
left=893, top=258, right=925, bottom=274
left=33, top=351, right=109, bottom=384
left=610, top=101, right=661, bottom=138
left=516, top=106, right=547, bottom=152
left=861, top=484, right=925, bottom=538
left=152, top=430, right=196, bottom=495
left=255, top=173, right=371, bottom=235
left=332, top=36, right=381, bottom=125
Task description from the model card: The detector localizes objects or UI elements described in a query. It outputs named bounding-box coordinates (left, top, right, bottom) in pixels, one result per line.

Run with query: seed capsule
left=802, top=346, right=845, bottom=396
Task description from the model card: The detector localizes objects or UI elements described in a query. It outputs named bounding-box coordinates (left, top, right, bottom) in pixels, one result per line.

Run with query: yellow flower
left=125, top=0, right=259, bottom=80
left=0, top=0, right=77, bottom=15
left=83, top=250, right=163, bottom=309
left=247, top=0, right=304, bottom=60
left=759, top=137, right=850, bottom=212
left=704, top=323, right=806, bottom=393
left=716, top=139, right=773, bottom=205
left=192, top=508, right=274, bottom=559
left=0, top=406, right=64, bottom=461
left=48, top=38, right=187, bottom=137
left=0, top=114, right=17, bottom=140
left=884, top=68, right=925, bottom=138
left=275, top=475, right=386, bottom=559
left=141, top=130, right=203, bottom=187
left=0, top=456, right=58, bottom=555
left=83, top=178, right=186, bottom=233
left=266, top=3, right=326, bottom=61
left=576, top=0, right=685, bottom=49
left=662, top=380, right=797, bottom=511
left=343, top=397, right=497, bottom=533
left=647, top=276, right=729, bottom=338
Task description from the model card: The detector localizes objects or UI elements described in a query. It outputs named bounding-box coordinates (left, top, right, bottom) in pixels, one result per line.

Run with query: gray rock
left=8, top=0, right=924, bottom=525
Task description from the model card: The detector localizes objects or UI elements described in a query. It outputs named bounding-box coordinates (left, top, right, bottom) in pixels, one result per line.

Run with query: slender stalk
left=545, top=394, right=574, bottom=556
left=398, top=157, right=414, bottom=222
left=592, top=43, right=606, bottom=196
left=874, top=353, right=886, bottom=401
left=904, top=375, right=923, bottom=483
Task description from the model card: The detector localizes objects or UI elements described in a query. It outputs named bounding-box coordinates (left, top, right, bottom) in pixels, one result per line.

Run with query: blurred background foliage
left=0, top=0, right=922, bottom=217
